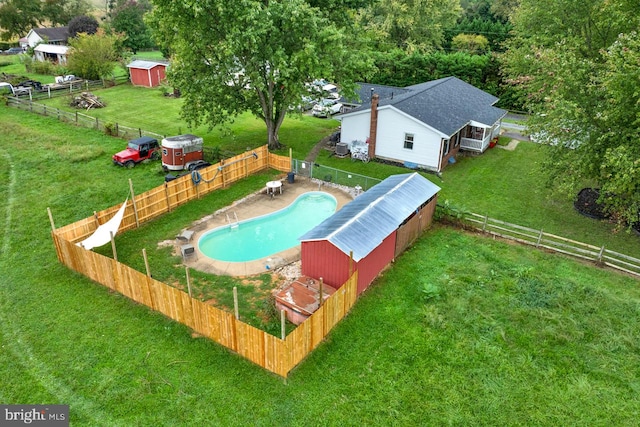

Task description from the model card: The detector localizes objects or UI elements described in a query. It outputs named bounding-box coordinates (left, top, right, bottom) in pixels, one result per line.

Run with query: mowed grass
left=317, top=143, right=640, bottom=257
left=37, top=83, right=338, bottom=158
left=2, top=101, right=640, bottom=424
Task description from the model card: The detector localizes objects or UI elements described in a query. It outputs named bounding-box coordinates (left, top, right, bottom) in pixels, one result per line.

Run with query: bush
left=435, top=199, right=468, bottom=226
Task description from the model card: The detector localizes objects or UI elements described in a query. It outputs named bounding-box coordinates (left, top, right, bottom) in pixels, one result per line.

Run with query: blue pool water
left=198, top=192, right=337, bottom=262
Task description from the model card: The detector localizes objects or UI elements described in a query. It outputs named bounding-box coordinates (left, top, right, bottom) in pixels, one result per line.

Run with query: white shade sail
left=77, top=198, right=128, bottom=250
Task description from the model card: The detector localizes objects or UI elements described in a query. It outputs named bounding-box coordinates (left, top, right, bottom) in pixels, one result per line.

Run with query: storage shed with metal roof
left=299, top=172, right=440, bottom=295
left=127, top=60, right=168, bottom=87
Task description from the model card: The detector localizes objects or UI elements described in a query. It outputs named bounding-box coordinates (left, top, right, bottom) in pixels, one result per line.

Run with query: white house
left=25, top=27, right=69, bottom=64
left=337, top=77, right=507, bottom=172
left=26, top=27, right=69, bottom=48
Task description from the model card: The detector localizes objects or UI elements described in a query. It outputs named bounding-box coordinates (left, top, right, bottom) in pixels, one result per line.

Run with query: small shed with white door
left=127, top=60, right=168, bottom=88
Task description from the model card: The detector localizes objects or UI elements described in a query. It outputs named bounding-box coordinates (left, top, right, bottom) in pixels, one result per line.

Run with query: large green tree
left=0, top=0, right=41, bottom=40
left=356, top=0, right=461, bottom=53
left=0, top=0, right=90, bottom=40
left=42, top=0, right=90, bottom=26
left=149, top=0, right=371, bottom=150
left=502, top=0, right=640, bottom=227
left=110, top=0, right=152, bottom=54
left=66, top=29, right=121, bottom=80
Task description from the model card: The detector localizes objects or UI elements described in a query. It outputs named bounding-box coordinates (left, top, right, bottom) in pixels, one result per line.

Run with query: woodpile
left=70, top=92, right=105, bottom=110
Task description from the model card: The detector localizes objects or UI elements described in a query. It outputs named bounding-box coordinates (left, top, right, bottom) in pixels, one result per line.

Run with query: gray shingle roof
left=33, top=27, right=69, bottom=43
left=299, top=173, right=440, bottom=261
left=342, top=77, right=507, bottom=136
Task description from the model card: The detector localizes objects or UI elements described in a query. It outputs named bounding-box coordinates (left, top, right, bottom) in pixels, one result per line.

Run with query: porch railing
left=460, top=137, right=488, bottom=152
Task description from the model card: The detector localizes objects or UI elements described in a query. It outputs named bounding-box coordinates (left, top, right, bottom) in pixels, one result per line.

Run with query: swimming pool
left=198, top=192, right=337, bottom=262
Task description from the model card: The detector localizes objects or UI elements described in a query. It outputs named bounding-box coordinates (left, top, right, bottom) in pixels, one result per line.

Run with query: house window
left=404, top=133, right=414, bottom=150
left=442, top=139, right=450, bottom=158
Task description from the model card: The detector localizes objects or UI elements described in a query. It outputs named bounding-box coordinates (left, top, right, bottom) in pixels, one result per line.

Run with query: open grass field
left=25, top=77, right=336, bottom=159
left=2, top=91, right=640, bottom=424
left=317, top=144, right=640, bottom=258
left=38, top=83, right=337, bottom=159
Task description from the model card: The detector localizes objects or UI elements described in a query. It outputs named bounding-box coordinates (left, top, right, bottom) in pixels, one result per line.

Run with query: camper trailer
left=161, top=134, right=204, bottom=171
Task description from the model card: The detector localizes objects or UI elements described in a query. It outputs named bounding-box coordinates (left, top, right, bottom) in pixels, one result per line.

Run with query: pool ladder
left=226, top=211, right=239, bottom=229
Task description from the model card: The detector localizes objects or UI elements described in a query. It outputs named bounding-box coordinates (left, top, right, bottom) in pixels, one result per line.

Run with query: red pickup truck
left=112, top=136, right=160, bottom=168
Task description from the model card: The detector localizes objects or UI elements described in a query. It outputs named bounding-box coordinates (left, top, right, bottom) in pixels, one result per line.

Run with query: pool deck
left=174, top=177, right=355, bottom=276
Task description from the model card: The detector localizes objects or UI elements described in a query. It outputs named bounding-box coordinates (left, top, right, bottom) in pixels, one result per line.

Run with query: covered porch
left=34, top=44, right=68, bottom=64
left=460, top=120, right=502, bottom=153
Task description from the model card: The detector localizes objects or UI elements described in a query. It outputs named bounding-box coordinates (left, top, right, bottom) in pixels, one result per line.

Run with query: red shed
left=126, top=60, right=168, bottom=88
left=299, top=173, right=440, bottom=295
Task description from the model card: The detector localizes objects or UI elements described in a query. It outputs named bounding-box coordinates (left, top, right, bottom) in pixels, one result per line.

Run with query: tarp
left=77, top=198, right=128, bottom=250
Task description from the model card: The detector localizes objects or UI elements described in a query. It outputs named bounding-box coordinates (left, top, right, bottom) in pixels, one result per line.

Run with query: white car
left=312, top=99, right=342, bottom=117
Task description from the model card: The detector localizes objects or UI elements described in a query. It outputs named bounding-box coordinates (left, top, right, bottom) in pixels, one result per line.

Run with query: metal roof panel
left=300, top=173, right=440, bottom=261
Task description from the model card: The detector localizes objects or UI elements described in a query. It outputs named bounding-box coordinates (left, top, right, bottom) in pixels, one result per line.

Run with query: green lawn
left=2, top=97, right=640, bottom=425
left=36, top=83, right=338, bottom=159
left=317, top=144, right=640, bottom=258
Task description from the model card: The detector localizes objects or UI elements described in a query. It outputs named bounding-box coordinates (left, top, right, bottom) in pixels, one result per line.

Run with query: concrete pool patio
left=171, top=176, right=355, bottom=276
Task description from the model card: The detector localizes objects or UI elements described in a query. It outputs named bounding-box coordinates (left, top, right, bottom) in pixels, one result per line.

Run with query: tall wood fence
left=51, top=231, right=357, bottom=377
left=464, top=212, right=640, bottom=277
left=51, top=146, right=360, bottom=377
left=55, top=145, right=287, bottom=243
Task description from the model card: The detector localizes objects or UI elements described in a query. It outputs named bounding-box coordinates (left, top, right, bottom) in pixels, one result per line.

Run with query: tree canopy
left=0, top=0, right=90, bottom=40
left=68, top=14, right=99, bottom=38
left=66, top=29, right=121, bottom=80
left=356, top=0, right=461, bottom=53
left=502, top=0, right=640, bottom=227
left=110, top=0, right=153, bottom=54
left=149, top=0, right=371, bottom=150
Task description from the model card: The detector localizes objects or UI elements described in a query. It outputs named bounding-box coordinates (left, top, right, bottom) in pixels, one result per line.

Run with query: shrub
left=435, top=199, right=468, bottom=226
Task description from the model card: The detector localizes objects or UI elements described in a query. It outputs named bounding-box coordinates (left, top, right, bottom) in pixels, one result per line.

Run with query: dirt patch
left=498, top=139, right=520, bottom=151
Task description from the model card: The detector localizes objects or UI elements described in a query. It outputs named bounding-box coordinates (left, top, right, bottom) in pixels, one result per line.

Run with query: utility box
left=161, top=134, right=204, bottom=171
left=335, top=142, right=349, bottom=157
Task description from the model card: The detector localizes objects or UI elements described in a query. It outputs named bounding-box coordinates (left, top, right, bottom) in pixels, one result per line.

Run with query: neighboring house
left=299, top=172, right=440, bottom=295
left=126, top=60, right=168, bottom=87
left=26, top=27, right=70, bottom=64
left=338, top=77, right=507, bottom=172
left=34, top=44, right=69, bottom=64
left=26, top=26, right=69, bottom=48
left=19, top=37, right=28, bottom=51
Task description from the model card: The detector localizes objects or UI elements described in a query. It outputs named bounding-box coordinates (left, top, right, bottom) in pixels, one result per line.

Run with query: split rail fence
left=7, top=96, right=165, bottom=141
left=50, top=145, right=358, bottom=378
left=464, top=212, right=640, bottom=277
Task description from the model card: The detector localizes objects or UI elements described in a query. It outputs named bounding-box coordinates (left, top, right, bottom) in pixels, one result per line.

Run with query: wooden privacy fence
left=464, top=212, right=640, bottom=277
left=51, top=231, right=358, bottom=378
left=55, top=145, right=287, bottom=243
left=50, top=145, right=362, bottom=377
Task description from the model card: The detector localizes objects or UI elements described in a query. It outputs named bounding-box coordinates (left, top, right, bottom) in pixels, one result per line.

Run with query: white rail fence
left=464, top=212, right=640, bottom=278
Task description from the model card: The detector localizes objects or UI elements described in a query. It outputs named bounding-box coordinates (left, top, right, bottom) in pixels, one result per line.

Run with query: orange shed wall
left=355, top=231, right=396, bottom=295
left=130, top=68, right=151, bottom=87
left=301, top=241, right=351, bottom=289
left=150, top=65, right=166, bottom=87
left=301, top=230, right=397, bottom=295
left=130, top=65, right=166, bottom=87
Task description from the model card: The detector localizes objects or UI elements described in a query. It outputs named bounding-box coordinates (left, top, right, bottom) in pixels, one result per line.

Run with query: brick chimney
left=369, top=92, right=379, bottom=159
